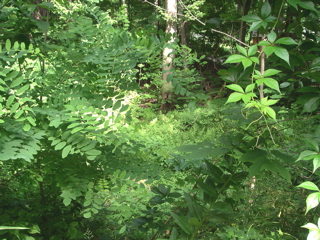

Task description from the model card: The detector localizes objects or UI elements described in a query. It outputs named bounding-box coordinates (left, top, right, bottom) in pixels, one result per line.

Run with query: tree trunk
left=160, top=0, right=177, bottom=111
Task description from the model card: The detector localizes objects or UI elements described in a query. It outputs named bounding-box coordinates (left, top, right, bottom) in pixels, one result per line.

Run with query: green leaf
left=267, top=31, right=277, bottom=43
left=306, top=192, right=320, bottom=213
left=287, top=0, right=299, bottom=10
left=5, top=39, right=11, bottom=51
left=27, top=117, right=36, bottom=126
left=62, top=145, right=72, bottom=158
left=226, top=92, right=243, bottom=103
left=240, top=14, right=261, bottom=22
left=263, top=69, right=281, bottom=77
left=298, top=181, right=320, bottom=191
left=55, top=141, right=67, bottom=150
left=6, top=95, right=15, bottom=108
left=245, top=84, right=255, bottom=93
left=119, top=225, right=126, bottom=234
left=263, top=46, right=275, bottom=56
left=170, top=212, right=193, bottom=234
left=273, top=46, right=290, bottom=65
left=263, top=78, right=281, bottom=93
left=23, top=124, right=31, bottom=131
left=261, top=0, right=272, bottom=19
left=240, top=149, right=268, bottom=163
left=16, top=84, right=30, bottom=95
left=184, top=193, right=203, bottom=221
left=303, top=97, right=320, bottom=113
left=71, top=126, right=84, bottom=134
left=236, top=44, right=247, bottom=56
left=83, top=212, right=92, bottom=218
left=248, top=45, right=258, bottom=56
left=313, top=155, right=320, bottom=172
left=265, top=107, right=276, bottom=120
left=304, top=139, right=320, bottom=152
left=224, top=54, right=247, bottom=64
left=113, top=100, right=122, bottom=110
left=275, top=37, right=298, bottom=45
left=226, top=84, right=244, bottom=93
left=298, top=1, right=318, bottom=12
left=242, top=58, right=253, bottom=70
left=10, top=76, right=24, bottom=88
left=86, top=149, right=101, bottom=156
left=10, top=102, right=20, bottom=113
left=302, top=223, right=319, bottom=231
left=297, top=150, right=319, bottom=161
left=67, top=122, right=81, bottom=129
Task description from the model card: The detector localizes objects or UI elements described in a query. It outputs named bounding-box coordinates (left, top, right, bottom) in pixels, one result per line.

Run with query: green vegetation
left=0, top=0, right=319, bottom=239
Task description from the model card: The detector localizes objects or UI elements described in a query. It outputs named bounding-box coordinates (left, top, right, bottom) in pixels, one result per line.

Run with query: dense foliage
left=0, top=0, right=319, bottom=239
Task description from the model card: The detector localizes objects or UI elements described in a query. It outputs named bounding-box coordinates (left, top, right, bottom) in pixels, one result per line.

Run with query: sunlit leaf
left=224, top=54, right=247, bottom=64
left=226, top=92, right=243, bottom=103
left=297, top=181, right=319, bottom=191
left=236, top=44, right=247, bottom=56
left=306, top=192, right=320, bottom=213
left=62, top=145, right=72, bottom=158
left=226, top=84, right=244, bottom=93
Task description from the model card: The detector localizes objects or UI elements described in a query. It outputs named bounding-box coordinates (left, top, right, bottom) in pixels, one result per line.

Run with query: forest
left=0, top=0, right=319, bottom=239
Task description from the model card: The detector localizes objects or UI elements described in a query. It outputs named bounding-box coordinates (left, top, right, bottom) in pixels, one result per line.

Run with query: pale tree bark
left=160, top=0, right=177, bottom=111
left=179, top=2, right=188, bottom=71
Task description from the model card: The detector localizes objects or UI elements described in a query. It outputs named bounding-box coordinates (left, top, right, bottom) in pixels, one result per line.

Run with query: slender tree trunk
left=238, top=0, right=251, bottom=45
left=160, top=0, right=177, bottom=111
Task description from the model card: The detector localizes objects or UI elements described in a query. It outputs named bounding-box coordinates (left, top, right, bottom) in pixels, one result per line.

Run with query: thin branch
left=143, top=0, right=250, bottom=47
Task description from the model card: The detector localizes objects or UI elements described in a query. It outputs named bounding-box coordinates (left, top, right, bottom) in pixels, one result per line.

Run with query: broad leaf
left=236, top=44, right=247, bottom=56
left=273, top=46, right=290, bottom=65
left=267, top=31, right=277, bottom=43
left=306, top=192, right=320, bottom=213
left=226, top=84, right=244, bottom=93
left=240, top=14, right=261, bottom=23
left=248, top=45, right=258, bottom=56
left=265, top=107, right=276, bottom=120
left=297, top=181, right=319, bottom=191
left=303, top=97, right=320, bottom=113
left=275, top=37, right=298, bottom=45
left=298, top=1, right=318, bottom=12
left=224, top=54, right=247, bottom=64
left=261, top=0, right=271, bottom=19
left=263, top=69, right=281, bottom=77
left=226, top=92, right=243, bottom=103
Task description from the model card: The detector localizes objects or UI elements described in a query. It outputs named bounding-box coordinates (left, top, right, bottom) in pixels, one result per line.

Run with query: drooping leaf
left=273, top=46, right=290, bottom=65
left=263, top=78, right=281, bottom=93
